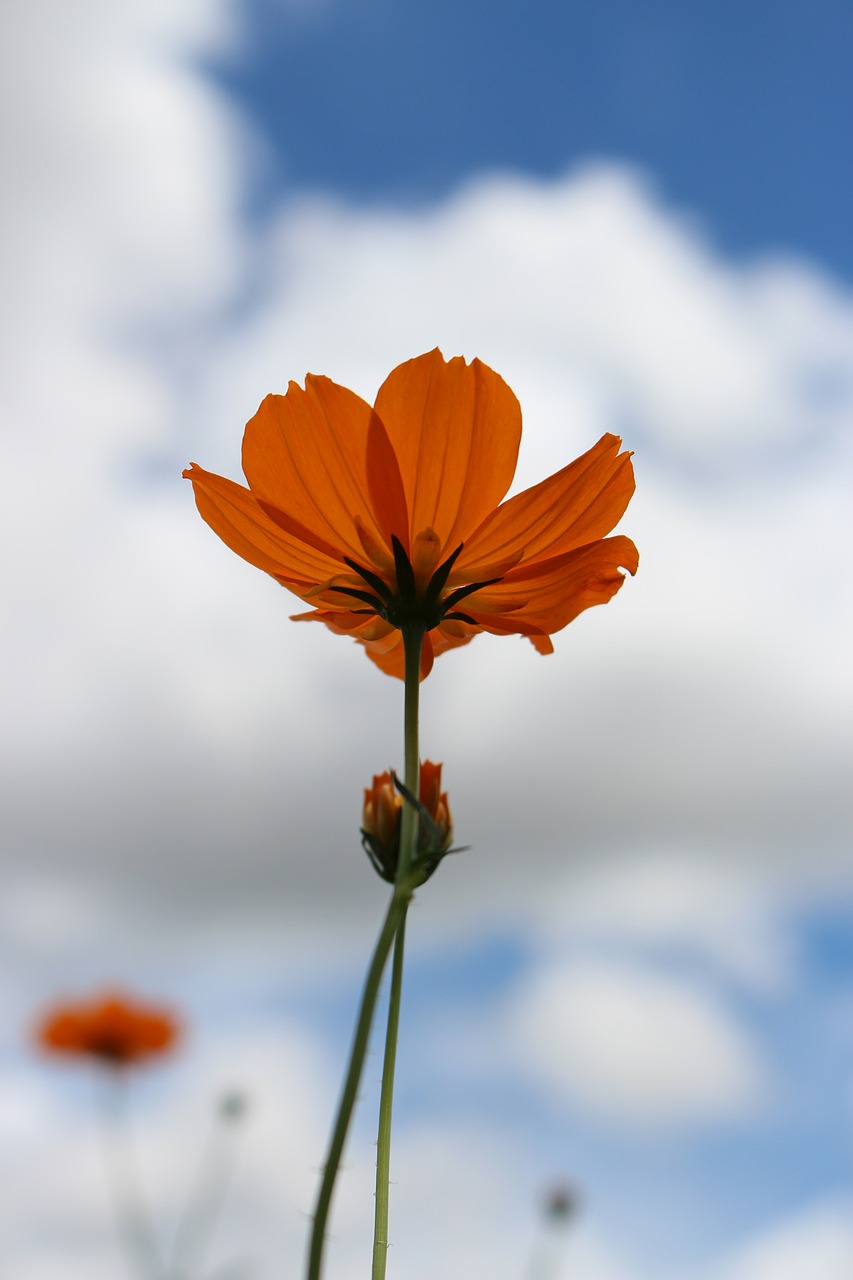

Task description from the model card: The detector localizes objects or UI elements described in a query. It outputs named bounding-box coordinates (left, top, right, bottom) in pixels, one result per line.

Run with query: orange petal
left=293, top=608, right=396, bottom=644
left=432, top=621, right=478, bottom=658
left=461, top=434, right=635, bottom=570
left=352, top=516, right=397, bottom=581
left=365, top=413, right=410, bottom=555
left=528, top=633, right=555, bottom=655
left=241, top=378, right=389, bottom=564
left=363, top=644, right=405, bottom=679
left=437, top=617, right=475, bottom=640
left=373, top=350, right=522, bottom=555
left=184, top=464, right=342, bottom=587
left=464, top=535, right=639, bottom=636
left=359, top=628, right=436, bottom=681
left=364, top=620, right=478, bottom=673
left=291, top=605, right=373, bottom=633
left=410, top=528, right=443, bottom=591
left=418, top=760, right=443, bottom=814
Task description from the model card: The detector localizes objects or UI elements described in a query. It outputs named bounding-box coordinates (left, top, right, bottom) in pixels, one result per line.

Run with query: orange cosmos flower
left=37, top=990, right=179, bottom=1068
left=184, top=349, right=637, bottom=679
left=362, top=760, right=453, bottom=883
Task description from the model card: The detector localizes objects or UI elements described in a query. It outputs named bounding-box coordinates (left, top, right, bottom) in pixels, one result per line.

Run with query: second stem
left=371, top=625, right=423, bottom=1280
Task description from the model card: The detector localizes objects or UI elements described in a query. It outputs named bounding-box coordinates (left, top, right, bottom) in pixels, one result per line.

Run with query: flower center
left=331, top=536, right=503, bottom=633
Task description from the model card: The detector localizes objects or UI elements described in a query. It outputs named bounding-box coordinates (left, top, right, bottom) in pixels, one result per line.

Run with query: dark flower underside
left=329, top=536, right=502, bottom=632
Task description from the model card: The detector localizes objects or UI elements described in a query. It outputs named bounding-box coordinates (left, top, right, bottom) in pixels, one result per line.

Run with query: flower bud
left=361, top=760, right=453, bottom=883
left=417, top=760, right=453, bottom=850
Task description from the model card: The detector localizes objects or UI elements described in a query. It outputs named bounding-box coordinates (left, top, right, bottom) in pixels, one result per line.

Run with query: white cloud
left=2, top=8, right=852, bottom=1274
left=3, top=0, right=853, bottom=919
left=198, top=166, right=853, bottom=471
left=0, top=0, right=250, bottom=742
left=3, top=3, right=852, bottom=932
left=533, top=855, right=797, bottom=993
left=509, top=959, right=766, bottom=1127
left=717, top=1198, right=853, bottom=1280
left=167, top=159, right=853, bottom=931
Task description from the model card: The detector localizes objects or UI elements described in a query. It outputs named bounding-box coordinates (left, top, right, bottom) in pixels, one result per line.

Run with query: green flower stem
left=397, top=624, right=423, bottom=877
left=169, top=1094, right=246, bottom=1279
left=371, top=625, right=423, bottom=1280
left=371, top=907, right=407, bottom=1279
left=306, top=887, right=409, bottom=1280
left=95, top=1070, right=163, bottom=1280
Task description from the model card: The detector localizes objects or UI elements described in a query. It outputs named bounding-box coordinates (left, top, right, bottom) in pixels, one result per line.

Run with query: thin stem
left=371, top=908, right=407, bottom=1280
left=371, top=625, right=423, bottom=1280
left=95, top=1070, right=163, bottom=1280
left=306, top=889, right=408, bottom=1280
left=169, top=1094, right=246, bottom=1280
left=396, top=626, right=423, bottom=880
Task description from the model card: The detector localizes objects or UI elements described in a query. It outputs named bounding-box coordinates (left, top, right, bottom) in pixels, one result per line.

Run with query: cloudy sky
left=2, top=1, right=852, bottom=1278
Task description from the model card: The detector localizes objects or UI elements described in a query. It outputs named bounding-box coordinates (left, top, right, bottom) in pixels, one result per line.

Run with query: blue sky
left=1, top=2, right=852, bottom=1278
left=215, top=0, right=853, bottom=279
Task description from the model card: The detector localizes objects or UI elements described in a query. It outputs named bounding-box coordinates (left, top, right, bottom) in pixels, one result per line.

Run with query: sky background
left=2, top=2, right=852, bottom=1278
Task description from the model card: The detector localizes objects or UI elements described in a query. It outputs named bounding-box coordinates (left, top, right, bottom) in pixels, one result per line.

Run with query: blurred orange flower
left=185, top=349, right=637, bottom=679
left=37, top=991, right=179, bottom=1067
left=362, top=760, right=452, bottom=882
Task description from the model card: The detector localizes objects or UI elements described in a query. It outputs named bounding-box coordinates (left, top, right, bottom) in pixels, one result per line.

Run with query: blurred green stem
left=169, top=1093, right=246, bottom=1279
left=96, top=1070, right=163, bottom=1280
left=306, top=888, right=409, bottom=1280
